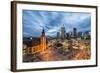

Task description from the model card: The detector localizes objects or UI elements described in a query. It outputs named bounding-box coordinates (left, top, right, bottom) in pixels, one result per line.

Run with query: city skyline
left=23, top=10, right=91, bottom=37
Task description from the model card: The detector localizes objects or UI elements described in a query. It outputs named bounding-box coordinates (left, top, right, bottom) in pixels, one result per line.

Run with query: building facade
left=40, top=28, right=46, bottom=52
left=61, top=24, right=66, bottom=39
left=32, top=29, right=46, bottom=53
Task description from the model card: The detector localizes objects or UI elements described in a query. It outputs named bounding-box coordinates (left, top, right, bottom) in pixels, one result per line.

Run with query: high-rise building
left=73, top=28, right=77, bottom=38
left=57, top=32, right=60, bottom=39
left=61, top=24, right=65, bottom=39
left=66, top=33, right=70, bottom=39
left=69, top=31, right=73, bottom=38
left=83, top=31, right=90, bottom=39
left=78, top=32, right=82, bottom=38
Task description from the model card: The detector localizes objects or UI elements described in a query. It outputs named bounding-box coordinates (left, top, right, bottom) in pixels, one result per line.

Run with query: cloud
left=23, top=10, right=91, bottom=37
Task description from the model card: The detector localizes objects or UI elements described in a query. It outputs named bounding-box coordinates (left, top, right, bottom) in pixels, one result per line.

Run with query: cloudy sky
left=23, top=10, right=91, bottom=37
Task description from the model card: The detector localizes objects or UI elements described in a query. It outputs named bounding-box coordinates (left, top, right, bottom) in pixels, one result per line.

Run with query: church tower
left=40, top=28, right=46, bottom=52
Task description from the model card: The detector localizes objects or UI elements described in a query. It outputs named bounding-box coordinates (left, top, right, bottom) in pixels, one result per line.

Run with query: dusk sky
left=23, top=10, right=91, bottom=37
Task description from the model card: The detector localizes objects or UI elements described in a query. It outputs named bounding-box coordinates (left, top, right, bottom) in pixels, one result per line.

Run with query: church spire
left=61, top=24, right=64, bottom=27
left=42, top=28, right=45, bottom=34
left=63, top=24, right=64, bottom=27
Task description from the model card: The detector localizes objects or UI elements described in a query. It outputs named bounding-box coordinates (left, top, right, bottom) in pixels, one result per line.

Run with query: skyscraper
left=66, top=33, right=70, bottom=39
left=78, top=32, right=82, bottom=38
left=57, top=32, right=60, bottom=39
left=83, top=31, right=90, bottom=39
left=61, top=24, right=65, bottom=39
left=73, top=28, right=77, bottom=38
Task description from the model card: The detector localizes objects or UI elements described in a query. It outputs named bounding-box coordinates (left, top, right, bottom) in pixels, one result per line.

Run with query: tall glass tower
left=61, top=24, right=65, bottom=39
left=73, top=28, right=77, bottom=38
